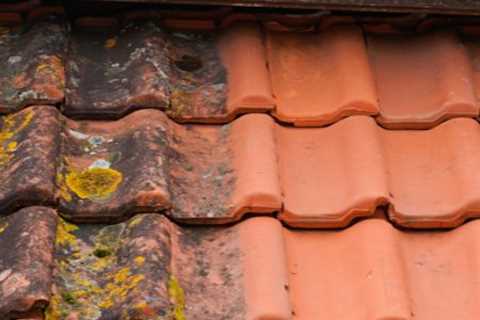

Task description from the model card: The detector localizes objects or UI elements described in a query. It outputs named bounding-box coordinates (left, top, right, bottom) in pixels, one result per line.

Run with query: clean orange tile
left=277, top=116, right=389, bottom=227
left=278, top=116, right=480, bottom=228
left=284, top=217, right=480, bottom=320
left=267, top=25, right=378, bottom=126
left=368, top=30, right=478, bottom=128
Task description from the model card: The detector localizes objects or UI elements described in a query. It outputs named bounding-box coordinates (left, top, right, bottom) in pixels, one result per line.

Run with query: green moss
left=62, top=291, right=78, bottom=305
left=93, top=247, right=112, bottom=258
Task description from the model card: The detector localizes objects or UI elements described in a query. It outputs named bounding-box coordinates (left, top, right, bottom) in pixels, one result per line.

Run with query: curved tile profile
left=368, top=30, right=478, bottom=129
left=169, top=22, right=274, bottom=123
left=0, top=207, right=57, bottom=320
left=278, top=116, right=480, bottom=228
left=65, top=20, right=170, bottom=118
left=0, top=18, right=65, bottom=113
left=57, top=110, right=280, bottom=222
left=267, top=24, right=378, bottom=126
left=0, top=106, right=59, bottom=214
left=284, top=217, right=480, bottom=320
left=65, top=20, right=273, bottom=121
left=47, top=213, right=248, bottom=320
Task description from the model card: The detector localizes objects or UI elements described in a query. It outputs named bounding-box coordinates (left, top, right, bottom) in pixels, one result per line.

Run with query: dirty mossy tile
left=46, top=214, right=245, bottom=320
left=0, top=207, right=57, bottom=319
left=0, top=106, right=59, bottom=213
left=0, top=18, right=65, bottom=112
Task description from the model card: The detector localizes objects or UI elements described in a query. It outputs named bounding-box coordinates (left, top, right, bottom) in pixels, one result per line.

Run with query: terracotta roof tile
left=0, top=207, right=56, bottom=319
left=0, top=19, right=65, bottom=112
left=278, top=115, right=480, bottom=228
left=4, top=107, right=480, bottom=227
left=2, top=212, right=480, bottom=319
left=284, top=216, right=480, bottom=319
left=0, top=107, right=59, bottom=214
left=368, top=30, right=478, bottom=129
left=267, top=25, right=378, bottom=126
left=64, top=21, right=273, bottom=121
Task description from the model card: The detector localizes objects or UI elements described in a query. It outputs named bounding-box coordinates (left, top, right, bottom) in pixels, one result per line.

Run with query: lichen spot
left=66, top=167, right=122, bottom=200
left=168, top=275, right=186, bottom=320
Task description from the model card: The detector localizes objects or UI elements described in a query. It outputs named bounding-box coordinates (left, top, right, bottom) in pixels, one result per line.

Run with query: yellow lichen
left=98, top=267, right=144, bottom=309
left=168, top=275, right=186, bottom=320
left=65, top=167, right=123, bottom=200
left=44, top=293, right=64, bottom=320
left=55, top=218, right=79, bottom=249
left=56, top=172, right=72, bottom=202
left=0, top=110, right=33, bottom=166
left=134, top=256, right=145, bottom=267
left=0, top=222, right=7, bottom=234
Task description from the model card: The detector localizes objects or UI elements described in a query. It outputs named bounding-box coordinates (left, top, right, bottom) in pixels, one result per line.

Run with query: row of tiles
left=3, top=17, right=480, bottom=127
left=4, top=106, right=480, bottom=228
left=2, top=206, right=480, bottom=320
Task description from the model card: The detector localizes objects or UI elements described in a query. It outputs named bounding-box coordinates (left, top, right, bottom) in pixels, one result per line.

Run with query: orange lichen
left=65, top=167, right=123, bottom=200
left=104, top=37, right=117, bottom=48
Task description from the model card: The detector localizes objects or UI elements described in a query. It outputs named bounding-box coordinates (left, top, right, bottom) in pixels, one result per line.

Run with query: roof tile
left=284, top=217, right=480, bottom=319
left=0, top=19, right=65, bottom=112
left=3, top=107, right=480, bottom=227
left=368, top=30, right=478, bottom=128
left=0, top=207, right=56, bottom=319
left=0, top=106, right=59, bottom=214
left=278, top=116, right=480, bottom=228
left=65, top=21, right=273, bottom=121
left=2, top=212, right=479, bottom=319
left=65, top=21, right=170, bottom=118
left=267, top=25, right=378, bottom=126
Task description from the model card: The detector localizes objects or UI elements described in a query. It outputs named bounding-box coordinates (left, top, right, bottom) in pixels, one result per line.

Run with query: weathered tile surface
left=0, top=18, right=65, bottom=113
left=0, top=207, right=57, bottom=320
left=65, top=21, right=170, bottom=118
left=46, top=213, right=247, bottom=320
left=0, top=106, right=59, bottom=214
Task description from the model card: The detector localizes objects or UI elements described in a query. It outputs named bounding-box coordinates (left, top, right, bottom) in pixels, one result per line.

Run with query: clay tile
left=267, top=25, right=378, bottom=126
left=276, top=115, right=480, bottom=229
left=368, top=29, right=478, bottom=129
left=0, top=107, right=59, bottom=214
left=168, top=22, right=274, bottom=123
left=0, top=207, right=57, bottom=319
left=284, top=218, right=480, bottom=319
left=167, top=113, right=280, bottom=223
left=48, top=213, right=249, bottom=319
left=385, top=117, right=480, bottom=228
left=58, top=110, right=172, bottom=222
left=277, top=116, right=389, bottom=227
left=0, top=20, right=66, bottom=112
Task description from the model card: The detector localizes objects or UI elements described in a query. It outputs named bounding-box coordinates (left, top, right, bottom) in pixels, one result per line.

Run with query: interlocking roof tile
left=0, top=107, right=59, bottom=213
left=4, top=107, right=480, bottom=227
left=278, top=115, right=480, bottom=228
left=0, top=207, right=56, bottom=319
left=0, top=108, right=280, bottom=223
left=284, top=215, right=480, bottom=320
left=368, top=30, right=478, bottom=128
left=267, top=25, right=378, bottom=126
left=65, top=21, right=273, bottom=121
left=2, top=211, right=480, bottom=320
left=0, top=18, right=65, bottom=113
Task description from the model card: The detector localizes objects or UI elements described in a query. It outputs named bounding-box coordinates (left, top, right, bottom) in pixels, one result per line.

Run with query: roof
left=2, top=2, right=480, bottom=320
